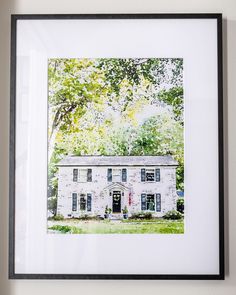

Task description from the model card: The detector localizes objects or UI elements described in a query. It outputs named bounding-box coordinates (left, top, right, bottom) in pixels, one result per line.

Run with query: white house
left=56, top=155, right=178, bottom=218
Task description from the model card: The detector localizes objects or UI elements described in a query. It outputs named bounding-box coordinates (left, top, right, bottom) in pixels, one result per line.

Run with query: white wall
left=57, top=166, right=176, bottom=217
left=0, top=0, right=235, bottom=294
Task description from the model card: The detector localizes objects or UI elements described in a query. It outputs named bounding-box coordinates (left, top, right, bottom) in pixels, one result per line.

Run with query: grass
left=48, top=218, right=184, bottom=234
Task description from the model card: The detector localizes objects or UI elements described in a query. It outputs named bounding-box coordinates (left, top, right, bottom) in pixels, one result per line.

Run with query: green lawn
left=48, top=219, right=184, bottom=234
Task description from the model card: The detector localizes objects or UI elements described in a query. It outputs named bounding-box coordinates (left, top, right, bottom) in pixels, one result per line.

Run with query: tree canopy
left=48, top=58, right=184, bottom=202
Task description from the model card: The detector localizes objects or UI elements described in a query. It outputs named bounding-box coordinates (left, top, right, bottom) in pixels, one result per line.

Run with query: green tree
left=48, top=58, right=109, bottom=159
left=48, top=197, right=57, bottom=216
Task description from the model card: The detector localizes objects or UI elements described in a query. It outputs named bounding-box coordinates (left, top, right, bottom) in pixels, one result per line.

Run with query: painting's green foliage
left=48, top=197, right=57, bottom=216
left=48, top=58, right=185, bottom=201
left=98, top=58, right=183, bottom=94
left=48, top=219, right=184, bottom=234
left=177, top=198, right=184, bottom=214
left=157, top=87, right=184, bottom=122
left=50, top=214, right=64, bottom=221
left=163, top=210, right=183, bottom=220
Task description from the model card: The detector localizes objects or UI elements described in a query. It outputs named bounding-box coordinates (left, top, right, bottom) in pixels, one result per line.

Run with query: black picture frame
left=9, top=13, right=224, bottom=280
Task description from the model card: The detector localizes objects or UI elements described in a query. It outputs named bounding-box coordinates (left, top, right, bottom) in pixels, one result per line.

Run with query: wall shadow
left=0, top=0, right=15, bottom=294
left=222, top=18, right=229, bottom=277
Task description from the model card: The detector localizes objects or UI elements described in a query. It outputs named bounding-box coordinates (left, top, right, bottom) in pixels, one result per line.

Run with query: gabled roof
left=57, top=155, right=178, bottom=166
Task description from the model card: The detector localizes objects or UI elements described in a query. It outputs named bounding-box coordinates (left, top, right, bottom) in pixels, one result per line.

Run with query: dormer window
left=73, top=168, right=92, bottom=182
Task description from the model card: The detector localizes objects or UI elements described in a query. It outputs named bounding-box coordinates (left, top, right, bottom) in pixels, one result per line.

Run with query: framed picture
left=9, top=14, right=224, bottom=280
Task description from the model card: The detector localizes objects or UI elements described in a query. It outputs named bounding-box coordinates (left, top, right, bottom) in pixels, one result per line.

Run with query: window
left=107, top=168, right=127, bottom=182
left=141, top=193, right=161, bottom=212
left=146, top=194, right=155, bottom=211
left=72, top=193, right=77, bottom=211
left=113, top=169, right=121, bottom=182
left=146, top=169, right=155, bottom=182
left=80, top=194, right=86, bottom=210
left=141, top=168, right=160, bottom=182
left=79, top=169, right=88, bottom=182
left=77, top=193, right=92, bottom=211
left=73, top=169, right=92, bottom=182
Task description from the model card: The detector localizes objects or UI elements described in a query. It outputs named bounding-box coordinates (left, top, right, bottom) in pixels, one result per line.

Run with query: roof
left=57, top=155, right=178, bottom=167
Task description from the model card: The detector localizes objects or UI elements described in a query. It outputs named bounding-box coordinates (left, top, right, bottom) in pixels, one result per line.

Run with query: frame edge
left=8, top=13, right=224, bottom=281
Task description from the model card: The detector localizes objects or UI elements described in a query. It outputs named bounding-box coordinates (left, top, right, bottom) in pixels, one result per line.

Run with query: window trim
left=75, top=193, right=93, bottom=212
left=79, top=194, right=87, bottom=211
left=73, top=168, right=93, bottom=183
left=146, top=194, right=155, bottom=211
left=141, top=193, right=161, bottom=212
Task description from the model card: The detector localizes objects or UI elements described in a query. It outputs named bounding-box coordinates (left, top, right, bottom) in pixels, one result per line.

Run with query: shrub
left=105, top=205, right=109, bottom=214
left=77, top=214, right=100, bottom=221
left=177, top=198, right=184, bottom=214
left=77, top=214, right=90, bottom=220
left=122, top=206, right=128, bottom=214
left=130, top=212, right=153, bottom=220
left=163, top=210, right=183, bottom=220
left=52, top=214, right=64, bottom=221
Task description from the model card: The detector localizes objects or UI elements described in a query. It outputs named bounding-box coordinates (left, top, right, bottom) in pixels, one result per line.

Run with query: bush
left=122, top=206, right=128, bottom=214
left=163, top=210, right=183, bottom=220
left=130, top=212, right=153, bottom=220
left=52, top=214, right=64, bottom=221
left=177, top=198, right=184, bottom=214
left=77, top=214, right=100, bottom=221
left=105, top=205, right=109, bottom=214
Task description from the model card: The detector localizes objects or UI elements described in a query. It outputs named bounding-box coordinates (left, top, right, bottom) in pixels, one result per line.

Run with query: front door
left=112, top=191, right=121, bottom=213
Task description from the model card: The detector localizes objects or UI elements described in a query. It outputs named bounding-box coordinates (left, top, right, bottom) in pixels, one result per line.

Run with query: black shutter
left=141, top=193, right=146, bottom=210
left=87, top=193, right=92, bottom=212
left=122, top=168, right=127, bottom=182
left=72, top=193, right=77, bottom=211
left=73, top=169, right=78, bottom=182
left=156, top=168, right=160, bottom=182
left=156, top=193, right=161, bottom=212
left=141, top=168, right=146, bottom=182
left=107, top=168, right=112, bottom=182
left=87, top=168, right=92, bottom=182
